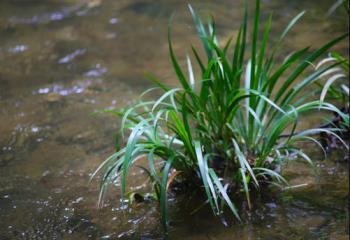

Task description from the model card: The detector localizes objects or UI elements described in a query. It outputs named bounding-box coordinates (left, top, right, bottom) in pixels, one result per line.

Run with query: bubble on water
left=31, top=126, right=39, bottom=133
left=128, top=217, right=142, bottom=225
left=120, top=205, right=128, bottom=210
left=58, top=49, right=86, bottom=64
left=2, top=146, right=10, bottom=151
left=72, top=197, right=84, bottom=204
left=101, top=234, right=112, bottom=239
left=109, top=18, right=119, bottom=24
left=38, top=88, right=50, bottom=94
left=84, top=99, right=96, bottom=104
left=105, top=33, right=117, bottom=39
left=9, top=45, right=28, bottom=53
left=266, top=202, right=277, bottom=209
left=75, top=88, right=84, bottom=94
left=42, top=170, right=51, bottom=177
left=53, top=188, right=64, bottom=194
left=117, top=230, right=135, bottom=238
left=111, top=207, right=119, bottom=212
left=84, top=63, right=107, bottom=77
left=34, top=80, right=93, bottom=97
left=50, top=12, right=64, bottom=21
left=59, top=90, right=69, bottom=96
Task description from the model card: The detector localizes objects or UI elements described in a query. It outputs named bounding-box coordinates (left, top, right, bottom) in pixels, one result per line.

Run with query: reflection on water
left=0, top=0, right=348, bottom=239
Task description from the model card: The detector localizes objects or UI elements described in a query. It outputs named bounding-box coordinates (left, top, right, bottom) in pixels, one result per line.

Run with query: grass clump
left=314, top=52, right=349, bottom=149
left=92, top=0, right=348, bottom=231
left=316, top=52, right=349, bottom=126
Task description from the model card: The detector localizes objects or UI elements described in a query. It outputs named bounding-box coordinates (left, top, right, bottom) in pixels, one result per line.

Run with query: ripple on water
left=7, top=2, right=97, bottom=26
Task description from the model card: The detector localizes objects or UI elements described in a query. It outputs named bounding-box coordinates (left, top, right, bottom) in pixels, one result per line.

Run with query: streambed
left=0, top=0, right=348, bottom=239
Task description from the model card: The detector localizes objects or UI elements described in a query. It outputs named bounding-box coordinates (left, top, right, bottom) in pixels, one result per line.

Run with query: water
left=0, top=0, right=348, bottom=239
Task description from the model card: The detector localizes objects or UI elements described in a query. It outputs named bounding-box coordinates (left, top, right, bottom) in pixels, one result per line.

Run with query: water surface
left=0, top=0, right=348, bottom=239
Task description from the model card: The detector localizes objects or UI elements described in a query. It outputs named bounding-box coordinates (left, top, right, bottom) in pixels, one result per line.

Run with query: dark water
left=0, top=0, right=348, bottom=239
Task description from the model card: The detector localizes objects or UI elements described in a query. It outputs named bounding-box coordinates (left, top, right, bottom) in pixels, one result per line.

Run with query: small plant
left=92, top=0, right=348, bottom=231
left=314, top=52, right=349, bottom=149
left=312, top=3, right=350, bottom=151
left=316, top=52, right=349, bottom=122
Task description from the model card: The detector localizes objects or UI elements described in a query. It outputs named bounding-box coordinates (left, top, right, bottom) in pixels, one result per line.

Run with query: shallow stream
left=0, top=0, right=348, bottom=239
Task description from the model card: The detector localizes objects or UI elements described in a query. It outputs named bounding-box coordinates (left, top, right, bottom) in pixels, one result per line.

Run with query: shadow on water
left=0, top=0, right=348, bottom=239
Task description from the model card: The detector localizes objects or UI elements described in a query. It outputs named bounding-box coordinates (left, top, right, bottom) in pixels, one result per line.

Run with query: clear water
left=0, top=0, right=348, bottom=239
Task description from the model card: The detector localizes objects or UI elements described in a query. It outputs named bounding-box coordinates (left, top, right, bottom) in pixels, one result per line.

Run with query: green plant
left=327, top=0, right=349, bottom=16
left=315, top=52, right=349, bottom=133
left=91, top=0, right=348, bottom=231
left=314, top=2, right=350, bottom=147
left=318, top=52, right=349, bottom=101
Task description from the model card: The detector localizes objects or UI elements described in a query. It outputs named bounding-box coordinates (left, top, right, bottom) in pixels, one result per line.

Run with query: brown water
left=0, top=0, right=348, bottom=239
